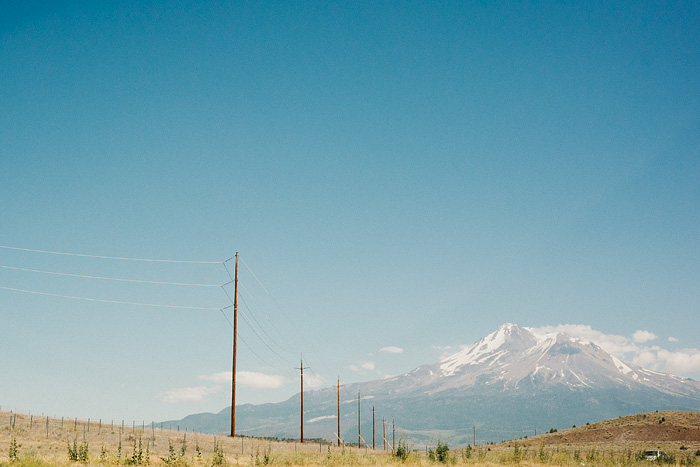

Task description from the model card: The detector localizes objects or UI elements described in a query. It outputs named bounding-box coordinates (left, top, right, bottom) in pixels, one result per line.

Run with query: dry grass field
left=1, top=410, right=699, bottom=466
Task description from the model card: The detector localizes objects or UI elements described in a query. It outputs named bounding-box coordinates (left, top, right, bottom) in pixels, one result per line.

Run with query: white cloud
left=238, top=371, right=289, bottom=389
left=380, top=346, right=404, bottom=354
left=669, top=337, right=679, bottom=342
left=199, top=371, right=289, bottom=389
left=349, top=361, right=376, bottom=373
left=199, top=372, right=232, bottom=384
left=432, top=345, right=455, bottom=351
left=640, top=348, right=700, bottom=376
left=528, top=324, right=700, bottom=378
left=305, top=373, right=326, bottom=388
left=157, top=386, right=221, bottom=403
left=633, top=330, right=658, bottom=343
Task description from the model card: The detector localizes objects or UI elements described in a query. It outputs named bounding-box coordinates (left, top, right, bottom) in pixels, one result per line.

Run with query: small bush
left=67, top=439, right=89, bottom=463
left=394, top=439, right=410, bottom=462
left=161, top=441, right=185, bottom=466
left=428, top=440, right=450, bottom=463
left=211, top=442, right=228, bottom=467
left=461, top=445, right=472, bottom=460
left=9, top=435, right=18, bottom=462
left=125, top=437, right=144, bottom=465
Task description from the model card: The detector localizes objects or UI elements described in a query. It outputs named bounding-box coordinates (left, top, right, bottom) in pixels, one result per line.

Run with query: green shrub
left=211, top=442, right=229, bottom=466
left=394, top=439, right=410, bottom=462
left=125, top=437, right=144, bottom=465
left=67, top=439, right=88, bottom=463
left=461, top=445, right=472, bottom=460
left=161, top=441, right=185, bottom=466
left=428, top=440, right=450, bottom=463
left=9, top=435, right=18, bottom=462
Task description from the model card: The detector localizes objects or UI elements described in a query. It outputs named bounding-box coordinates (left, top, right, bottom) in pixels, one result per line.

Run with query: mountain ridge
left=165, top=323, right=700, bottom=444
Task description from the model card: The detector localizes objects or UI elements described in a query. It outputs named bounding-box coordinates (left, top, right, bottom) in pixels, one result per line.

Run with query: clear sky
left=1, top=1, right=699, bottom=424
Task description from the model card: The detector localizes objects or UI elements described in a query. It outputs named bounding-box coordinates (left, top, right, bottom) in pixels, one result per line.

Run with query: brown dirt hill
left=536, top=411, right=700, bottom=444
left=494, top=411, right=700, bottom=458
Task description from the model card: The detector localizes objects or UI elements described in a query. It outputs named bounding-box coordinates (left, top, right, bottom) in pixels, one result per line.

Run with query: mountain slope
left=166, top=324, right=700, bottom=444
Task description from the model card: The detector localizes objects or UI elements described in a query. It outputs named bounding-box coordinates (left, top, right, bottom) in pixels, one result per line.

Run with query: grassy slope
left=1, top=410, right=699, bottom=466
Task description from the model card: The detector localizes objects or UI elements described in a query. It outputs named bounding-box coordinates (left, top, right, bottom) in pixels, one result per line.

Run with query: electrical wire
left=219, top=306, right=233, bottom=327
left=220, top=275, right=295, bottom=372
left=238, top=290, right=294, bottom=356
left=0, top=285, right=222, bottom=310
left=0, top=264, right=222, bottom=287
left=239, top=256, right=334, bottom=375
left=0, top=245, right=221, bottom=264
left=238, top=304, right=294, bottom=367
left=217, top=305, right=278, bottom=369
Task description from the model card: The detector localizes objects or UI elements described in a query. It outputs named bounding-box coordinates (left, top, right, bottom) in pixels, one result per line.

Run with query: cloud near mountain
left=157, top=386, right=221, bottom=403
left=528, top=324, right=700, bottom=378
left=164, top=322, right=700, bottom=444
left=380, top=346, right=404, bottom=354
left=197, top=371, right=290, bottom=389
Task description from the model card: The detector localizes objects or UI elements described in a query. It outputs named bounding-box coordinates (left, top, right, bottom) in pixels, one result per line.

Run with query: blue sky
left=1, top=1, right=699, bottom=424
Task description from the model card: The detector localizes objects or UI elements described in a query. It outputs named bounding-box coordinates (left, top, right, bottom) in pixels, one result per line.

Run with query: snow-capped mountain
left=433, top=323, right=698, bottom=396
left=166, top=323, right=700, bottom=445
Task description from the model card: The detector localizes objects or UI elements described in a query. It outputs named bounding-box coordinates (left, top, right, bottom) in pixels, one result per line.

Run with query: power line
left=239, top=256, right=333, bottom=375
left=0, top=264, right=223, bottom=287
left=0, top=285, right=221, bottom=310
left=0, top=245, right=221, bottom=264
left=238, top=303, right=294, bottom=366
left=223, top=278, right=296, bottom=370
left=218, top=305, right=277, bottom=369
left=219, top=306, right=233, bottom=327
left=224, top=263, right=297, bottom=363
left=238, top=291, right=294, bottom=357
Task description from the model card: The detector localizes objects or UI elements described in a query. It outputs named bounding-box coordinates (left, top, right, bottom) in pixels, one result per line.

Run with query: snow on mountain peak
left=439, top=323, right=536, bottom=376
left=434, top=322, right=699, bottom=398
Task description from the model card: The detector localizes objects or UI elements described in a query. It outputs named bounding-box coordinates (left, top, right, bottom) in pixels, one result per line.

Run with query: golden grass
left=2, top=411, right=699, bottom=466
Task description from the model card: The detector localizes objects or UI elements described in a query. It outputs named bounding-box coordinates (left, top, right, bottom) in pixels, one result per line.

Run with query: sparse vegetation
left=393, top=438, right=410, bottom=462
left=125, top=437, right=145, bottom=465
left=427, top=440, right=450, bottom=463
left=67, top=439, right=88, bottom=463
left=9, top=435, right=18, bottom=462
left=2, top=410, right=700, bottom=466
left=210, top=442, right=228, bottom=466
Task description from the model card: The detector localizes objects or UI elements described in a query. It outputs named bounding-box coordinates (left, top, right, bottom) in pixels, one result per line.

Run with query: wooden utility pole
left=230, top=252, right=239, bottom=438
left=372, top=406, right=375, bottom=450
left=473, top=424, right=476, bottom=446
left=357, top=391, right=361, bottom=446
left=383, top=417, right=386, bottom=450
left=392, top=418, right=395, bottom=452
left=337, top=378, right=341, bottom=447
left=296, top=358, right=310, bottom=443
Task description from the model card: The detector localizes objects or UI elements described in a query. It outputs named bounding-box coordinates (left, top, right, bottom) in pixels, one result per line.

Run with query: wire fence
left=0, top=410, right=386, bottom=462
